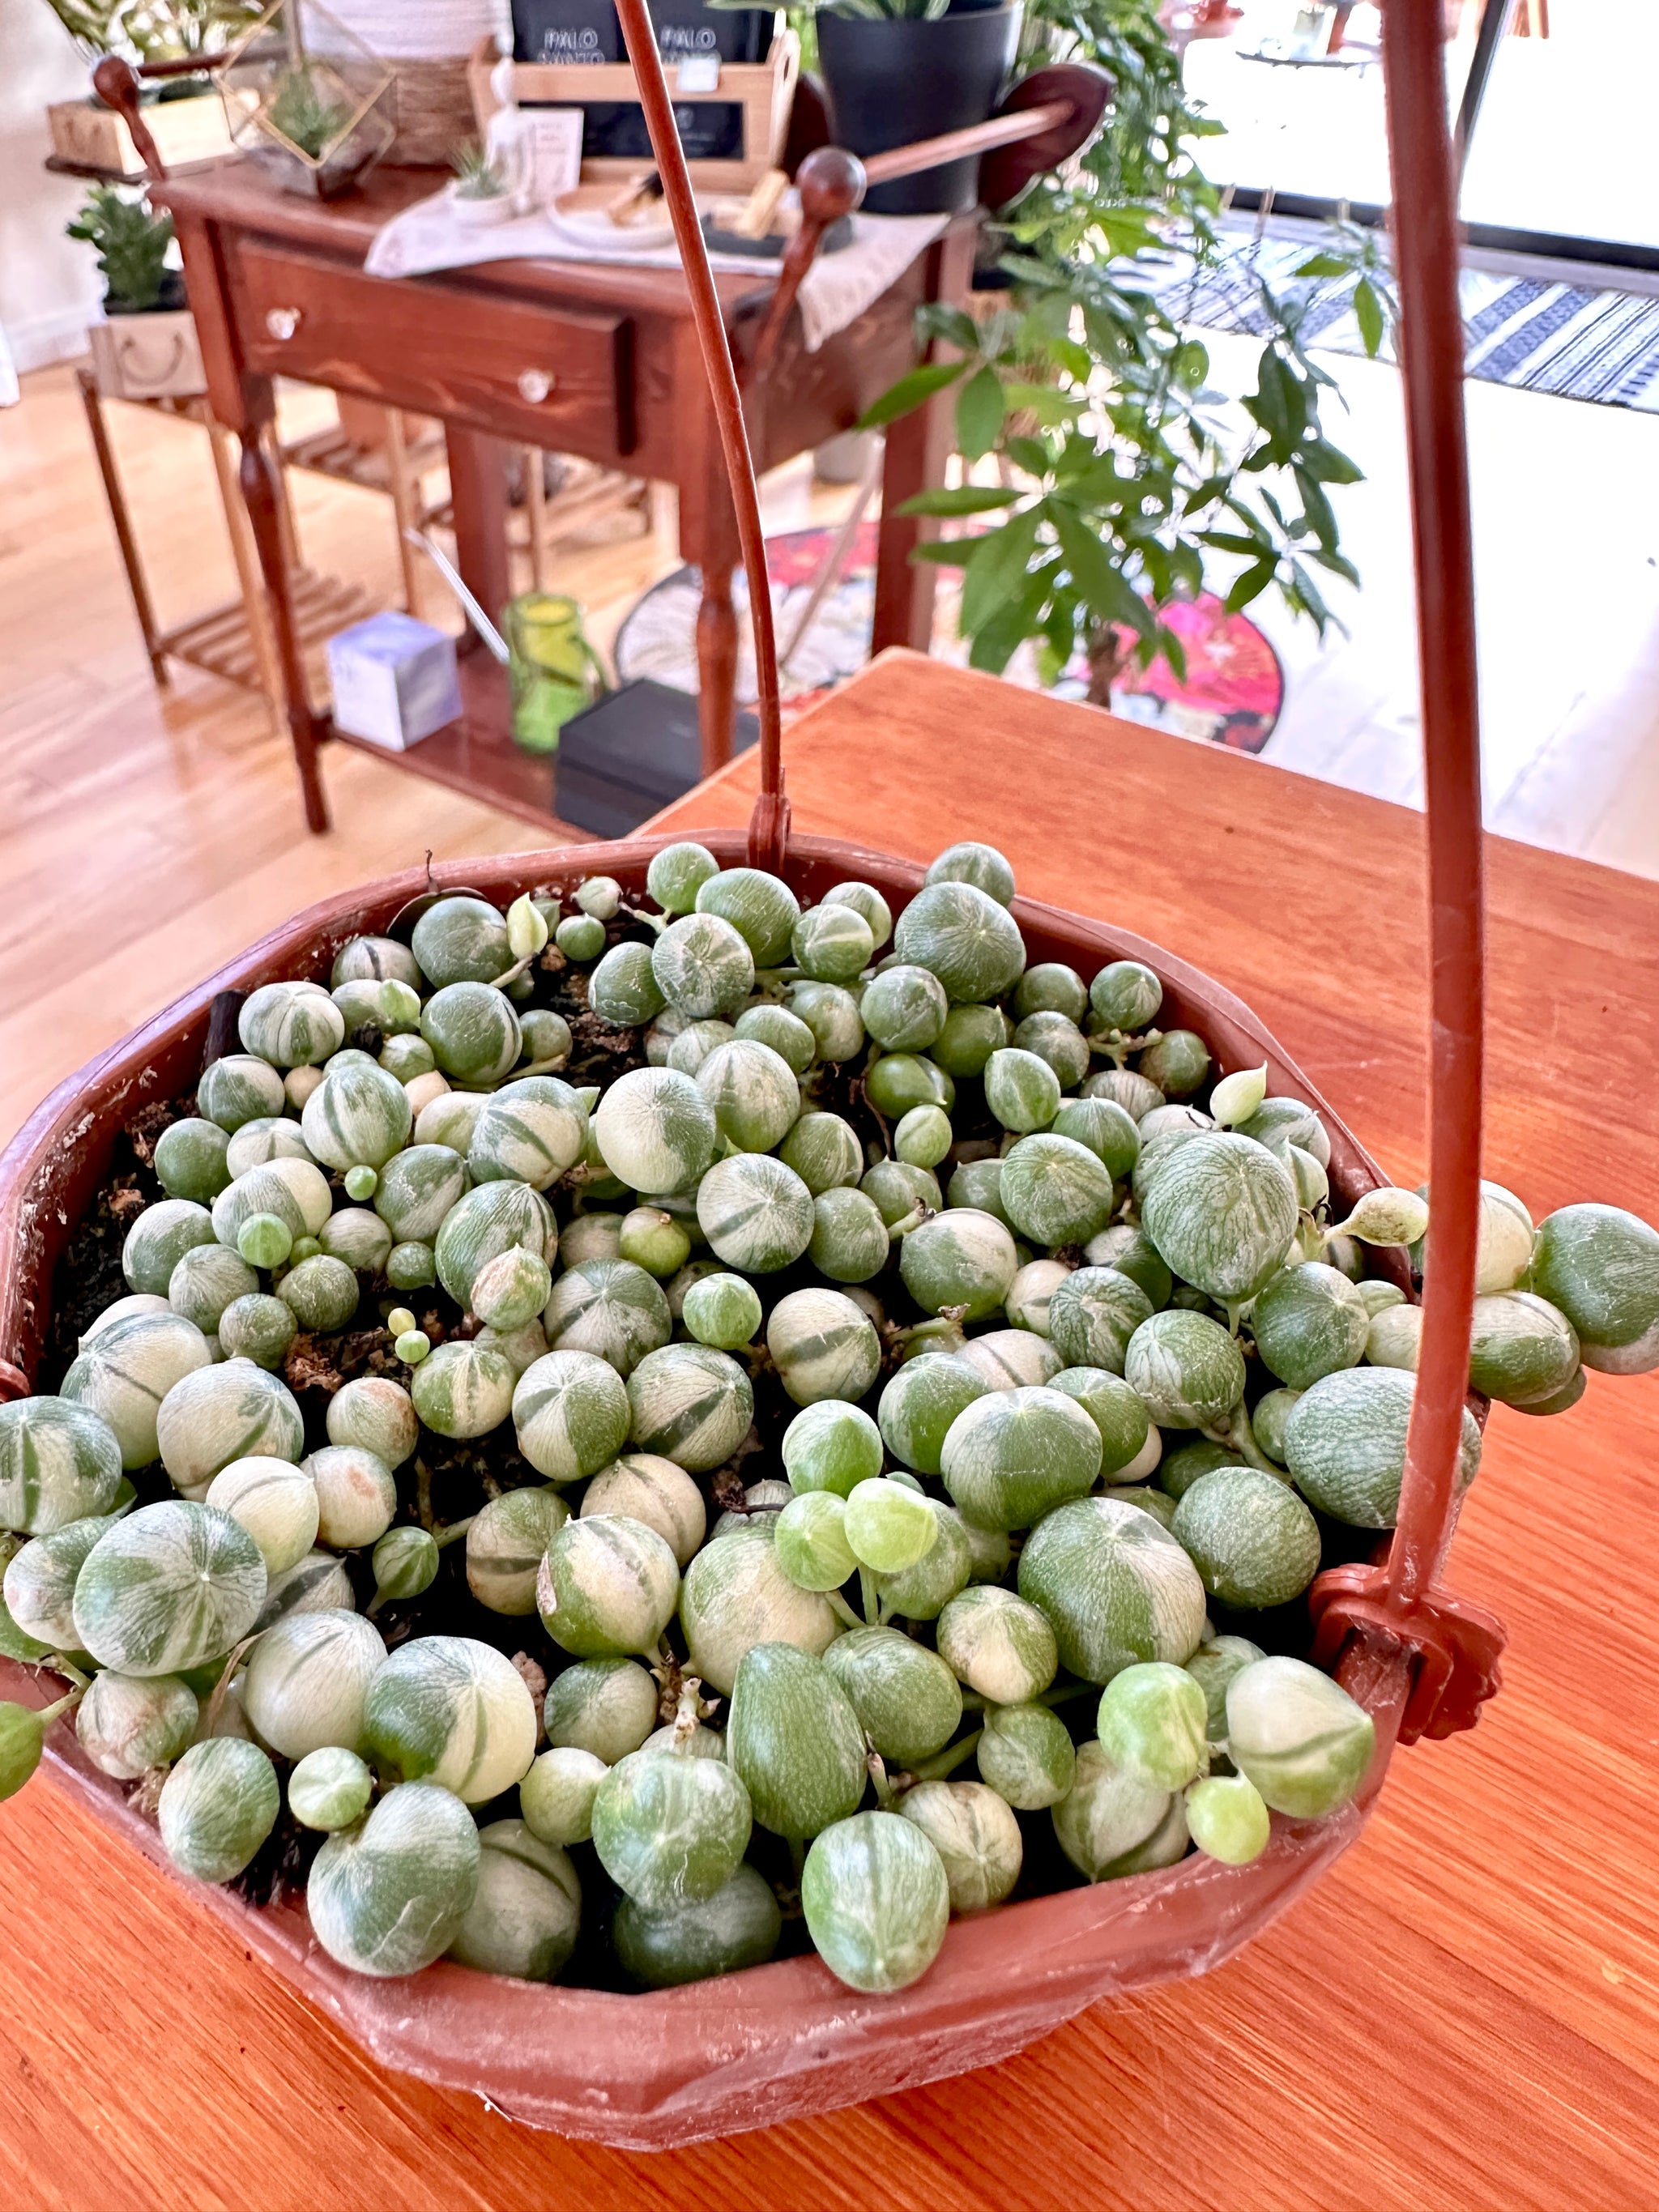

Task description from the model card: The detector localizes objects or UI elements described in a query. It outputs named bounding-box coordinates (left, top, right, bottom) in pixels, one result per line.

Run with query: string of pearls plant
left=2, top=844, right=1653, bottom=1996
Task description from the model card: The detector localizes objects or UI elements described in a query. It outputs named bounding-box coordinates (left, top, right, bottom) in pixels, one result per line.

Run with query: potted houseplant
left=791, top=0, right=1021, bottom=215
left=40, top=0, right=255, bottom=177
left=68, top=183, right=207, bottom=399
left=446, top=139, right=514, bottom=225
left=865, top=0, right=1396, bottom=701
left=217, top=0, right=396, bottom=199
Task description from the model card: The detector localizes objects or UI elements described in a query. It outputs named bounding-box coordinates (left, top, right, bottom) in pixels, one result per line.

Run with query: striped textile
left=1145, top=234, right=1659, bottom=410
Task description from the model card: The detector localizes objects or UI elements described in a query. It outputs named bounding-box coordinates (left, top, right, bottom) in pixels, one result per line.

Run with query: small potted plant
left=793, top=0, right=1021, bottom=215
left=218, top=0, right=395, bottom=198
left=446, top=139, right=514, bottom=226
left=68, top=183, right=207, bottom=400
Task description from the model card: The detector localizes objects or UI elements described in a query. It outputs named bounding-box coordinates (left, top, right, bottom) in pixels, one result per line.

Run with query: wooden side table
left=152, top=163, right=971, bottom=835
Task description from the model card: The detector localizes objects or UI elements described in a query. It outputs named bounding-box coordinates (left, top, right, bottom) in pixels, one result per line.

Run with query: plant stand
left=280, top=407, right=654, bottom=607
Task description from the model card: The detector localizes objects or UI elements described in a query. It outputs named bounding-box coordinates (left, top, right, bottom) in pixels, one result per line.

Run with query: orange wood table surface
left=4, top=654, right=1656, bottom=2211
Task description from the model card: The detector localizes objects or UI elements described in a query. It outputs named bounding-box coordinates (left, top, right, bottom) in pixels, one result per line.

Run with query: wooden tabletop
left=5, top=653, right=1656, bottom=2210
left=156, top=162, right=791, bottom=326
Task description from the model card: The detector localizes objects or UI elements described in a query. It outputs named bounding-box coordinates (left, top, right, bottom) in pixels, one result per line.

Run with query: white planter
left=87, top=309, right=207, bottom=402
left=447, top=183, right=516, bottom=226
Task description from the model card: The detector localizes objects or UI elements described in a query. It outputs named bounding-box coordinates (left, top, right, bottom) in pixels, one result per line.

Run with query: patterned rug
left=1148, top=233, right=1659, bottom=411
left=613, top=525, right=1284, bottom=750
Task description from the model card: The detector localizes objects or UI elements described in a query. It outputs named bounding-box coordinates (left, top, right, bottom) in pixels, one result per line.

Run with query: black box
left=555, top=679, right=758, bottom=838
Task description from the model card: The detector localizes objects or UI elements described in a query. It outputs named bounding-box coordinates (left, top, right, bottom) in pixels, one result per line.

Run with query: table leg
left=872, top=224, right=977, bottom=659
left=446, top=424, right=513, bottom=651
left=523, top=447, right=548, bottom=593
left=205, top=418, right=285, bottom=734
left=238, top=387, right=330, bottom=834
left=696, top=557, right=740, bottom=780
left=77, top=369, right=167, bottom=688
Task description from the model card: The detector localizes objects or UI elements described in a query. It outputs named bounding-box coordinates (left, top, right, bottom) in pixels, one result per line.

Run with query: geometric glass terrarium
left=219, top=0, right=395, bottom=198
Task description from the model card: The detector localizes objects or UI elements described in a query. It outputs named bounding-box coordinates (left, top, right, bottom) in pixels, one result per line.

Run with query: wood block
left=48, top=92, right=233, bottom=181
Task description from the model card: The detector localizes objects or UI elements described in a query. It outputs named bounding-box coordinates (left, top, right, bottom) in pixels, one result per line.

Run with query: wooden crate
left=47, top=91, right=233, bottom=181
left=466, top=29, right=797, bottom=194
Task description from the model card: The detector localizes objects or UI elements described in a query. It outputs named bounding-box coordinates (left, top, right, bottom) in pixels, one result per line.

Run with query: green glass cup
left=504, top=592, right=604, bottom=754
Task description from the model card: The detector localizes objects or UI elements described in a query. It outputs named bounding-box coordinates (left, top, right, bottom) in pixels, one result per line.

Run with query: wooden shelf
left=280, top=420, right=450, bottom=504
left=322, top=651, right=597, bottom=835
left=163, top=567, right=375, bottom=697
left=45, top=151, right=229, bottom=183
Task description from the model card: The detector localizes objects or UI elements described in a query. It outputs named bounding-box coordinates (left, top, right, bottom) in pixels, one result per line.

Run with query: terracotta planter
left=0, top=829, right=1427, bottom=2149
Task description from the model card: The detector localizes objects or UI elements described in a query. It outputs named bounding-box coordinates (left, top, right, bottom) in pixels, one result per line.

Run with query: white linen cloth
left=363, top=190, right=950, bottom=353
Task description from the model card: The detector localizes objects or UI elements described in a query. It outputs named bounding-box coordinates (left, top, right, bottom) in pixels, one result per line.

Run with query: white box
left=326, top=612, right=463, bottom=750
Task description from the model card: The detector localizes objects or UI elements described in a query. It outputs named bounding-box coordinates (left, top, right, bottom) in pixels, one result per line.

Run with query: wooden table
left=156, top=164, right=968, bottom=837
left=4, top=654, right=1656, bottom=2210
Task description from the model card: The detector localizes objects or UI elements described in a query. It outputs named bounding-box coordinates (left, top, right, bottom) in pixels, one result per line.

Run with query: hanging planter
left=4, top=0, right=1640, bottom=2162
left=0, top=830, right=1462, bottom=2146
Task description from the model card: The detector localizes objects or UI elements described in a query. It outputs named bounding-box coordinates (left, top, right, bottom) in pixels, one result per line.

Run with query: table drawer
left=228, top=238, right=634, bottom=456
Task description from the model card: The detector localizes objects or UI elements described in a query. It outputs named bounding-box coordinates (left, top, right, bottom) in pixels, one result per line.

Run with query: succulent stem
left=858, top=1566, right=879, bottom=1626
left=906, top=1728, right=983, bottom=1784
left=1203, top=1405, right=1281, bottom=1477
left=825, top=1589, right=864, bottom=1632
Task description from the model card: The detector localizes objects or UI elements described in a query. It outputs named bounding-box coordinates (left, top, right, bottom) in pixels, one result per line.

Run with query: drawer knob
left=518, top=369, right=556, bottom=404
left=266, top=307, right=301, bottom=343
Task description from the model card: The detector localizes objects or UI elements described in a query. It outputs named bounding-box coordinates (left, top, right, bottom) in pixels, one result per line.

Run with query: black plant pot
left=817, top=6, right=1021, bottom=217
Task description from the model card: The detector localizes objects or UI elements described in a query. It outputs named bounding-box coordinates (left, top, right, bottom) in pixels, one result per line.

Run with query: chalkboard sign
left=512, top=0, right=773, bottom=68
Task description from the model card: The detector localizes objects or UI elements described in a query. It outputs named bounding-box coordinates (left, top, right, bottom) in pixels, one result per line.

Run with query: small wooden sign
left=467, top=29, right=798, bottom=194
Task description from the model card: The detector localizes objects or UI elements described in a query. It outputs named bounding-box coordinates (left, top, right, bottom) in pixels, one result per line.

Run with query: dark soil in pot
left=817, top=6, right=1021, bottom=215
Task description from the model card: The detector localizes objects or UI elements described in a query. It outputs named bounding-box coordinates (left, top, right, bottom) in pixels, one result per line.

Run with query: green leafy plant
left=264, top=64, right=354, bottom=159
left=39, top=0, right=128, bottom=62
left=1291, top=215, right=1401, bottom=361
left=865, top=0, right=1391, bottom=702
left=450, top=140, right=508, bottom=201
left=41, top=0, right=261, bottom=64
left=66, top=183, right=177, bottom=313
